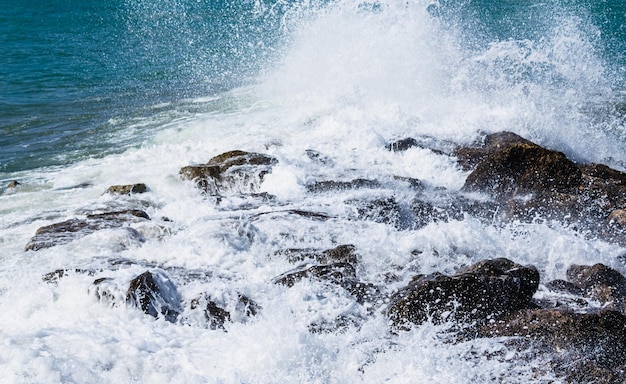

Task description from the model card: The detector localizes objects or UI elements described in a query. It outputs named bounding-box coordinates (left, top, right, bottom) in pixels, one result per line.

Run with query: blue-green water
left=1, top=0, right=625, bottom=174
left=0, top=0, right=286, bottom=173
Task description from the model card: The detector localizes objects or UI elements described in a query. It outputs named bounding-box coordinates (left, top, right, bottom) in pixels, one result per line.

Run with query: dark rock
left=275, top=244, right=359, bottom=265
left=308, top=315, right=362, bottom=334
left=386, top=258, right=539, bottom=328
left=340, top=280, right=384, bottom=305
left=478, top=308, right=626, bottom=383
left=42, top=268, right=96, bottom=284
left=409, top=198, right=449, bottom=228
left=179, top=150, right=278, bottom=195
left=347, top=197, right=405, bottom=229
left=566, top=263, right=626, bottom=311
left=190, top=293, right=260, bottom=330
left=25, top=210, right=150, bottom=251
left=126, top=270, right=183, bottom=323
left=272, top=263, right=357, bottom=287
left=387, top=138, right=420, bottom=152
left=305, top=149, right=334, bottom=166
left=306, top=179, right=381, bottom=193
left=387, top=137, right=447, bottom=155
left=106, top=183, right=148, bottom=195
left=391, top=176, right=426, bottom=191
left=544, top=279, right=585, bottom=296
left=453, top=131, right=535, bottom=171
left=90, top=277, right=123, bottom=305
left=462, top=143, right=582, bottom=199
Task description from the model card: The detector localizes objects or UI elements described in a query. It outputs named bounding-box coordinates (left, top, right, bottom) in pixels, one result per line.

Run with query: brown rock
left=479, top=308, right=626, bottom=383
left=25, top=210, right=150, bottom=251
left=386, top=258, right=539, bottom=328
left=453, top=131, right=535, bottom=171
left=462, top=143, right=582, bottom=199
left=180, top=151, right=277, bottom=195
left=106, top=183, right=148, bottom=195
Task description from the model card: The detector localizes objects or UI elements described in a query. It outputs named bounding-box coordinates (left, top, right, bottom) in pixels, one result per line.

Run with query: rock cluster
left=20, top=134, right=626, bottom=381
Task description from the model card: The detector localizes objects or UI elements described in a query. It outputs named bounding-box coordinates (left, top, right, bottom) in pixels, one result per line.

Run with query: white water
left=1, top=1, right=625, bottom=382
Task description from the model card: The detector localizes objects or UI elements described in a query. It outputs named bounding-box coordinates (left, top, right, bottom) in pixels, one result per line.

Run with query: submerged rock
left=272, top=263, right=357, bottom=287
left=306, top=178, right=382, bottom=193
left=189, top=293, right=260, bottom=331
left=386, top=258, right=539, bottom=328
left=25, top=209, right=150, bottom=251
left=105, top=183, right=148, bottom=195
left=479, top=308, right=626, bottom=383
left=346, top=196, right=406, bottom=229
left=179, top=150, right=277, bottom=195
left=275, top=244, right=359, bottom=265
left=126, top=270, right=183, bottom=323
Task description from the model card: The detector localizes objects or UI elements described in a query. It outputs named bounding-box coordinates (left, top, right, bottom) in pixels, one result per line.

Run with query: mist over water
left=1, top=0, right=626, bottom=382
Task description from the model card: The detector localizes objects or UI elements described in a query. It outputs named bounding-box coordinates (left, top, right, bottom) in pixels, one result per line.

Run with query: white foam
left=1, top=0, right=625, bottom=382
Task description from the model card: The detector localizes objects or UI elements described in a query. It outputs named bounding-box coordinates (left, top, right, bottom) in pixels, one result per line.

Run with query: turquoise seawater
left=0, top=0, right=286, bottom=173
left=0, top=0, right=625, bottom=174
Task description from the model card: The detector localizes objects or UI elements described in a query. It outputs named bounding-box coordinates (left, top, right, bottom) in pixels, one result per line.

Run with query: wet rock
left=275, top=244, right=359, bottom=265
left=347, top=197, right=406, bottom=229
left=105, top=183, right=148, bottom=195
left=386, top=137, right=447, bottom=155
left=305, top=149, right=334, bottom=166
left=478, top=308, right=626, bottom=383
left=462, top=143, right=582, bottom=199
left=306, top=178, right=382, bottom=193
left=126, top=270, right=183, bottom=323
left=609, top=209, right=626, bottom=226
left=189, top=293, right=260, bottom=330
left=179, top=150, right=278, bottom=195
left=453, top=131, right=535, bottom=171
left=42, top=268, right=96, bottom=285
left=308, top=315, right=362, bottom=334
left=25, top=209, right=150, bottom=251
left=386, top=258, right=539, bottom=328
left=272, top=263, right=357, bottom=288
left=409, top=198, right=450, bottom=228
left=90, top=277, right=125, bottom=306
left=387, top=138, right=420, bottom=152
left=565, top=263, right=626, bottom=311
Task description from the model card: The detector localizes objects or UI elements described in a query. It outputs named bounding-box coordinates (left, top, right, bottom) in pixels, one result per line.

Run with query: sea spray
left=1, top=0, right=625, bottom=382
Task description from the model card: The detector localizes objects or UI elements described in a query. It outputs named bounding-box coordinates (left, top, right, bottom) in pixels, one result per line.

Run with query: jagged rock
left=462, top=143, right=582, bottom=199
left=386, top=258, right=539, bottom=328
left=272, top=263, right=357, bottom=287
left=306, top=178, right=382, bottom=193
left=387, top=137, right=420, bottom=152
left=305, top=149, right=334, bottom=166
left=386, top=137, right=447, bottom=155
left=478, top=308, right=626, bottom=383
left=409, top=198, right=453, bottom=228
left=190, top=293, right=260, bottom=330
left=126, top=270, right=183, bottom=323
left=42, top=268, right=96, bottom=284
left=346, top=197, right=405, bottom=229
left=179, top=150, right=277, bottom=195
left=564, top=263, right=626, bottom=312
left=275, top=244, right=359, bottom=265
left=106, top=183, right=148, bottom=195
left=453, top=131, right=535, bottom=171
left=25, top=210, right=150, bottom=251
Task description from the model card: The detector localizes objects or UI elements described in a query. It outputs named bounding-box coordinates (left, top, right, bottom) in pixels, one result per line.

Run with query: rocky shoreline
left=15, top=131, right=626, bottom=382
